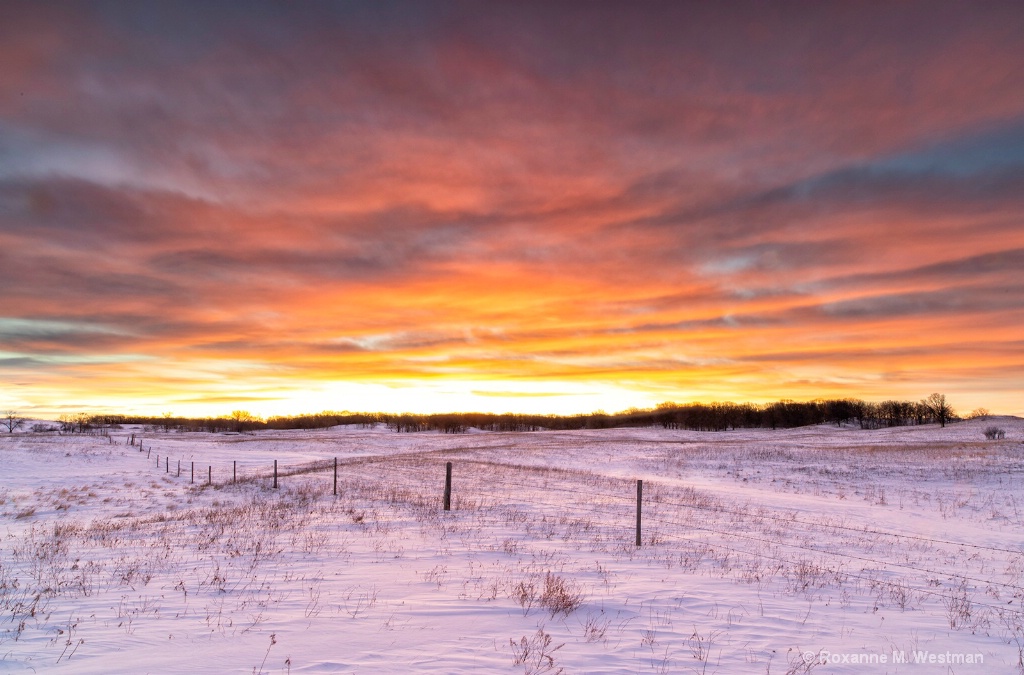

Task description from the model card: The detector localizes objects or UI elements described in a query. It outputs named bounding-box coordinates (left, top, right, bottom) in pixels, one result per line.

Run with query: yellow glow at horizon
left=7, top=379, right=667, bottom=420
left=9, top=368, right=1022, bottom=420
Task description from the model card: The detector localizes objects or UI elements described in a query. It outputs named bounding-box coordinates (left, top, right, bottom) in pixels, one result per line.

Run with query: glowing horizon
left=2, top=2, right=1023, bottom=419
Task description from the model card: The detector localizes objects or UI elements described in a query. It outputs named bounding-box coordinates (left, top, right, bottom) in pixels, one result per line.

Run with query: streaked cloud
left=1, top=1, right=1022, bottom=416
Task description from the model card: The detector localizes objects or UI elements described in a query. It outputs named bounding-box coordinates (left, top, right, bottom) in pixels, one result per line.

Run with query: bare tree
left=57, top=413, right=91, bottom=433
left=969, top=407, right=991, bottom=421
left=57, top=413, right=74, bottom=432
left=230, top=410, right=257, bottom=432
left=984, top=426, right=1006, bottom=440
left=1, top=411, right=25, bottom=433
left=923, top=393, right=954, bottom=428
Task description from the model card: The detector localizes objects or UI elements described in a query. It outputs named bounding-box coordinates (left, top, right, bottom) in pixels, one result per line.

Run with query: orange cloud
left=1, top=2, right=1022, bottom=417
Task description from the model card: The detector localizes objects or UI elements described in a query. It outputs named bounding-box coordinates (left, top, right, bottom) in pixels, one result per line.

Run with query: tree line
left=40, top=393, right=965, bottom=435
left=648, top=393, right=957, bottom=431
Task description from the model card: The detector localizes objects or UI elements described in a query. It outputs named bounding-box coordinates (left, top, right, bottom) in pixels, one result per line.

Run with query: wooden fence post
left=636, top=479, right=643, bottom=547
left=208, top=465, right=211, bottom=485
left=273, top=459, right=278, bottom=489
left=191, top=461, right=194, bottom=484
left=443, top=461, right=452, bottom=511
left=177, top=460, right=180, bottom=477
left=165, top=457, right=168, bottom=473
left=333, top=457, right=337, bottom=496
left=233, top=460, right=237, bottom=484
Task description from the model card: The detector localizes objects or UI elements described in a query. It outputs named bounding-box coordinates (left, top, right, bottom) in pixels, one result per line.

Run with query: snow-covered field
left=2, top=418, right=1023, bottom=674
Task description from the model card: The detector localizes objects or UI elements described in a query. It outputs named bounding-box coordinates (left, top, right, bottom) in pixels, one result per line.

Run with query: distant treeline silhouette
left=63, top=395, right=959, bottom=434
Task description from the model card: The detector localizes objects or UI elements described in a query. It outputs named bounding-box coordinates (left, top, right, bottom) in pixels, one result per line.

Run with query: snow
left=1, top=418, right=1023, bottom=673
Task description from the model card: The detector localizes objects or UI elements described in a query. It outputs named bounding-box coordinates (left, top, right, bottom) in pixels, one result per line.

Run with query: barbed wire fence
left=126, top=433, right=1024, bottom=624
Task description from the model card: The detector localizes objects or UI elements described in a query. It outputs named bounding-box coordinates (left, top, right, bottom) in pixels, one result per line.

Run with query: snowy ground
left=1, top=418, right=1023, bottom=674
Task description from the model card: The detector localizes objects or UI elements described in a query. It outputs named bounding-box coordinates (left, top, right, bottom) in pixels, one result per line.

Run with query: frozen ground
left=1, top=417, right=1023, bottom=674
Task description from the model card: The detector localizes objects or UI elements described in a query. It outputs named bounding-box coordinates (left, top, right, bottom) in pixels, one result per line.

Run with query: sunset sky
left=1, top=1, right=1022, bottom=419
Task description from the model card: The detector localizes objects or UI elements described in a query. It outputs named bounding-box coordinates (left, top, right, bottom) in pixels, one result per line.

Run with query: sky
left=1, top=1, right=1022, bottom=419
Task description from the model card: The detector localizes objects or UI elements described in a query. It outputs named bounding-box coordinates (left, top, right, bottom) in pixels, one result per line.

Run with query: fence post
left=208, top=465, right=211, bottom=485
left=273, top=460, right=278, bottom=489
left=333, top=457, right=337, bottom=496
left=443, top=461, right=452, bottom=511
left=156, top=453, right=159, bottom=468
left=177, top=460, right=180, bottom=477
left=191, top=461, right=194, bottom=484
left=233, top=460, right=237, bottom=484
left=636, top=479, right=643, bottom=547
left=165, top=457, right=168, bottom=473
